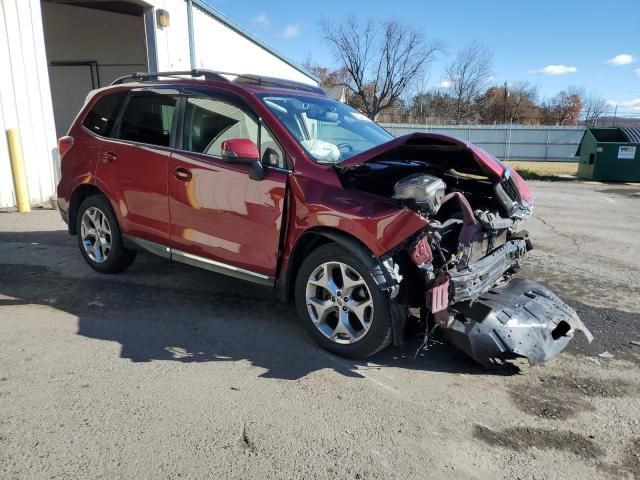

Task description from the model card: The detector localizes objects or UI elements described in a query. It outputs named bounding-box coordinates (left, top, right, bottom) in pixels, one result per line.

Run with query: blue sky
left=206, top=0, right=640, bottom=111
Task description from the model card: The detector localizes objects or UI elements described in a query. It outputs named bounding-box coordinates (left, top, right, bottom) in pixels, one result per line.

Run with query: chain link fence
left=379, top=123, right=587, bottom=161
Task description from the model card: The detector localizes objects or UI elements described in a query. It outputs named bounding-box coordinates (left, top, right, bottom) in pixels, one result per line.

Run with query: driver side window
left=182, top=96, right=285, bottom=168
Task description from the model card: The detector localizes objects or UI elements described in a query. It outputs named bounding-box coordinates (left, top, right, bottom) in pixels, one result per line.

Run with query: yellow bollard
left=6, top=128, right=30, bottom=212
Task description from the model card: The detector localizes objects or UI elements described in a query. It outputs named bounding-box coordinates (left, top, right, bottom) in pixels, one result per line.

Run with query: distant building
left=1, top=0, right=316, bottom=208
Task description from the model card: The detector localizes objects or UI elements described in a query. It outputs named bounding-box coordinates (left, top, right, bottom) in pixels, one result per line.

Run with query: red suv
left=57, top=70, right=592, bottom=366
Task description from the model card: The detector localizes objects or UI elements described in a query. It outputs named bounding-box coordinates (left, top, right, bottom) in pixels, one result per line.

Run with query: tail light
left=58, top=136, right=74, bottom=159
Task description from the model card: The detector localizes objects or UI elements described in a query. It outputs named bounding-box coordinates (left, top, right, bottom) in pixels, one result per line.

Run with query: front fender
left=287, top=175, right=427, bottom=259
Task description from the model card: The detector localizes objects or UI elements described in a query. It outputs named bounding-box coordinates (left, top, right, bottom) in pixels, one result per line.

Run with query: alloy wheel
left=305, top=261, right=374, bottom=344
left=80, top=207, right=112, bottom=263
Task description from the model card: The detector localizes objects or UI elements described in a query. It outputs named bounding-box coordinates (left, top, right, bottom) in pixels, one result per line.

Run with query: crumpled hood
left=340, top=132, right=506, bottom=179
left=339, top=132, right=532, bottom=204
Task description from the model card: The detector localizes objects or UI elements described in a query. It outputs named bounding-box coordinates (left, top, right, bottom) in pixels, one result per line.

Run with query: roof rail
left=228, top=74, right=324, bottom=95
left=110, top=69, right=229, bottom=85
left=109, top=69, right=325, bottom=95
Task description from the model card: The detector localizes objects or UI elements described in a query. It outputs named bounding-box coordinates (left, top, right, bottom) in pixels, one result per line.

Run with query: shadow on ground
left=0, top=229, right=526, bottom=380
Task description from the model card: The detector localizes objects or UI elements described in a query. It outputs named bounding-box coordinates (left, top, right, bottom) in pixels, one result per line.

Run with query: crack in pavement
left=533, top=214, right=580, bottom=248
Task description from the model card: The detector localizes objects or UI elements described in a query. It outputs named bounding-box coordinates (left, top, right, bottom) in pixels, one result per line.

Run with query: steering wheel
left=337, top=143, right=354, bottom=154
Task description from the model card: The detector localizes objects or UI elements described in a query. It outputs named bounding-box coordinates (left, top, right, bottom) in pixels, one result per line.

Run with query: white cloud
left=619, top=98, right=640, bottom=110
left=605, top=54, right=635, bottom=66
left=439, top=79, right=453, bottom=88
left=253, top=13, right=269, bottom=27
left=528, top=64, right=577, bottom=75
left=280, top=23, right=301, bottom=39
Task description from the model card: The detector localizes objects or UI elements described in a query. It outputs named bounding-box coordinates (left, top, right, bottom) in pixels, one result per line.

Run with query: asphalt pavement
left=1, top=181, right=639, bottom=479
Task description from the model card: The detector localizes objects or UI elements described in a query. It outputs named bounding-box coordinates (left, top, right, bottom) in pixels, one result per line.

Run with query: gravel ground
left=1, top=181, right=639, bottom=479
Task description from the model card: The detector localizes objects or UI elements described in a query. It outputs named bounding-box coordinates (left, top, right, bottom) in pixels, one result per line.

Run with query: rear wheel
left=295, top=244, right=393, bottom=358
left=75, top=195, right=136, bottom=273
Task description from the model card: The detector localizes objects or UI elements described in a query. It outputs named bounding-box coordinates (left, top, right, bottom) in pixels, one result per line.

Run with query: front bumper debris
left=445, top=278, right=593, bottom=367
left=449, top=239, right=527, bottom=303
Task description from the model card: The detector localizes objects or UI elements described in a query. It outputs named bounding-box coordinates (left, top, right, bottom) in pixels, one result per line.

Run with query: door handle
left=101, top=151, right=117, bottom=163
left=174, top=167, right=192, bottom=182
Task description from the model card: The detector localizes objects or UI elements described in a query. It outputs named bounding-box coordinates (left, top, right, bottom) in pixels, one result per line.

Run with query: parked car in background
left=56, top=70, right=592, bottom=366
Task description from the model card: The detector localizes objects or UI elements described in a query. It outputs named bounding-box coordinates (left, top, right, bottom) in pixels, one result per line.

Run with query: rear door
left=168, top=92, right=288, bottom=280
left=95, top=87, right=179, bottom=246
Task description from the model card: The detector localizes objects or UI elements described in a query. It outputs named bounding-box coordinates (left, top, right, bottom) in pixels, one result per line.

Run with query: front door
left=168, top=94, right=288, bottom=280
left=96, top=88, right=178, bottom=246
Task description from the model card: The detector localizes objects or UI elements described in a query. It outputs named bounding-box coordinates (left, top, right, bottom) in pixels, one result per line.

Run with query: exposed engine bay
left=337, top=138, right=593, bottom=366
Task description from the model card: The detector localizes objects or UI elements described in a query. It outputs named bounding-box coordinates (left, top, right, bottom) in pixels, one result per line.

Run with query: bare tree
left=506, top=82, right=538, bottom=123
left=582, top=93, right=608, bottom=126
left=301, top=56, right=350, bottom=89
left=322, top=17, right=441, bottom=119
left=444, top=42, right=493, bottom=123
left=545, top=87, right=583, bottom=125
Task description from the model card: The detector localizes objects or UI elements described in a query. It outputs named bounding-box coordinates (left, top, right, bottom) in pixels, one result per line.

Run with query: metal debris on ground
left=598, top=351, right=615, bottom=358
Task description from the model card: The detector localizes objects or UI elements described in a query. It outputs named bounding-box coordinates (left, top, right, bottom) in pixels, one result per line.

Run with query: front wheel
left=295, top=244, right=393, bottom=359
left=75, top=195, right=136, bottom=273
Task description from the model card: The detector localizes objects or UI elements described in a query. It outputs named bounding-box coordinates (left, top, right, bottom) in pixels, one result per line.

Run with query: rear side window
left=118, top=92, right=177, bottom=147
left=83, top=92, right=126, bottom=137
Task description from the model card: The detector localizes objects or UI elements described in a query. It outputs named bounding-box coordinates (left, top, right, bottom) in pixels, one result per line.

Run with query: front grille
left=502, top=175, right=521, bottom=203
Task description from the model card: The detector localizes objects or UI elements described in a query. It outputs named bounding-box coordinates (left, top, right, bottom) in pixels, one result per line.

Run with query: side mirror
left=221, top=138, right=266, bottom=181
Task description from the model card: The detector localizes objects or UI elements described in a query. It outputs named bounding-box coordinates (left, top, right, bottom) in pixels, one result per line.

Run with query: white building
left=0, top=0, right=316, bottom=208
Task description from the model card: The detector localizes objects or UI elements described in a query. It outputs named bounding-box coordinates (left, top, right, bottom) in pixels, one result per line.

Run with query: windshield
left=258, top=93, right=393, bottom=163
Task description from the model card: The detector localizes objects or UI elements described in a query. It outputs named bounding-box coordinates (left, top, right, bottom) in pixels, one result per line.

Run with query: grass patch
left=504, top=161, right=578, bottom=177
left=505, top=161, right=578, bottom=175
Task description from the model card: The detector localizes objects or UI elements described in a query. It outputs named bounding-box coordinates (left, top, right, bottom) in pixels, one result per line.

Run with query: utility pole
left=613, top=105, right=617, bottom=127
left=503, top=82, right=508, bottom=124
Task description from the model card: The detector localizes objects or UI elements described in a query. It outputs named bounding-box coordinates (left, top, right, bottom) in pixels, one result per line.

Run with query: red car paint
left=97, top=140, right=172, bottom=246
left=221, top=138, right=260, bottom=160
left=57, top=77, right=527, bottom=287
left=168, top=149, right=287, bottom=276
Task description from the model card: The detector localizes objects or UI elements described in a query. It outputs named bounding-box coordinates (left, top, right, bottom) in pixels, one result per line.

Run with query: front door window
left=182, top=97, right=285, bottom=168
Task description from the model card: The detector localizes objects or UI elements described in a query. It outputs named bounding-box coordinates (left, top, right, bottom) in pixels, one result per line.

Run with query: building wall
left=42, top=2, right=148, bottom=137
left=0, top=0, right=58, bottom=208
left=190, top=4, right=314, bottom=85
left=152, top=0, right=191, bottom=71
left=151, top=0, right=316, bottom=85
left=0, top=0, right=315, bottom=209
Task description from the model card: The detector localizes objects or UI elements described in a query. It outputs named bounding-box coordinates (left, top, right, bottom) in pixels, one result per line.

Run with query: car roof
left=104, top=71, right=326, bottom=98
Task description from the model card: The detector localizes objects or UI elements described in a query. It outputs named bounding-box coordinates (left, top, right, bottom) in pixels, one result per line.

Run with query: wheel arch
left=278, top=228, right=373, bottom=300
left=278, top=227, right=406, bottom=346
left=68, top=184, right=105, bottom=235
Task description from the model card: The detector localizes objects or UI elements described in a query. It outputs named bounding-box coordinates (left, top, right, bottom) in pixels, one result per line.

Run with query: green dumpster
left=576, top=127, right=640, bottom=182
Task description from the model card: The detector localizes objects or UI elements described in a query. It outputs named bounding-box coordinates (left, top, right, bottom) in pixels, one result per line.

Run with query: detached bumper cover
left=445, top=278, right=593, bottom=366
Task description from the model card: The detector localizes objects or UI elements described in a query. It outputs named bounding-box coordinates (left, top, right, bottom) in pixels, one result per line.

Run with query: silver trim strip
left=124, top=235, right=274, bottom=286
left=128, top=235, right=171, bottom=259
left=171, top=249, right=273, bottom=285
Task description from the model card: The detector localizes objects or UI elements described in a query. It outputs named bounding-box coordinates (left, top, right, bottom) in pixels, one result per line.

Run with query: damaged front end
left=338, top=133, right=593, bottom=366
left=446, top=278, right=593, bottom=367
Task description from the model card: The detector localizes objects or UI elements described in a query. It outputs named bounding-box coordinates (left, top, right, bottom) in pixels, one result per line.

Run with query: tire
left=75, top=194, right=136, bottom=273
left=295, top=243, right=393, bottom=359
